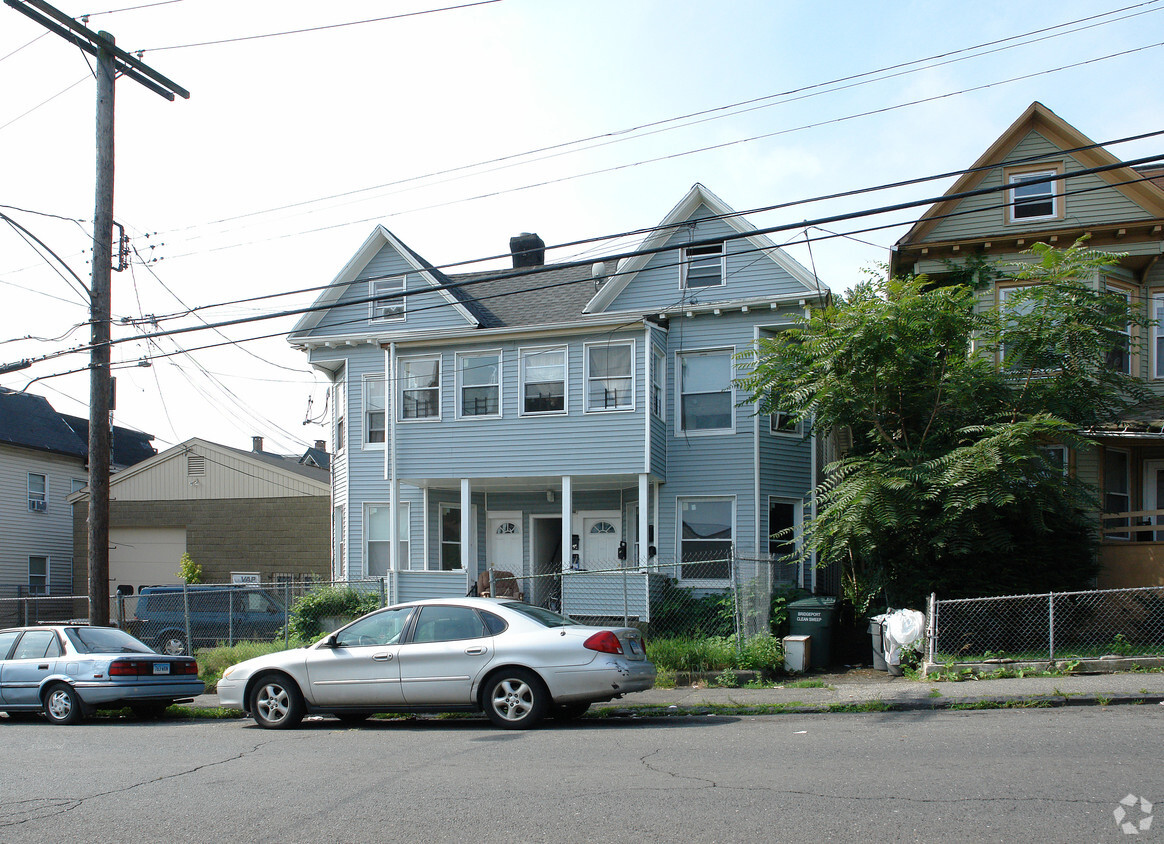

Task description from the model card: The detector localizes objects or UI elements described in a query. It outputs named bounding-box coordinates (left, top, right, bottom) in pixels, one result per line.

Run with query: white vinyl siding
left=398, top=355, right=441, bottom=421
left=520, top=346, right=567, bottom=415
left=585, top=341, right=634, bottom=412
left=369, top=276, right=406, bottom=322
left=457, top=351, right=501, bottom=418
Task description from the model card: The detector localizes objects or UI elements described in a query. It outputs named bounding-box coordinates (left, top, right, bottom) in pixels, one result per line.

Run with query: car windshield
left=65, top=627, right=155, bottom=655
left=500, top=602, right=580, bottom=628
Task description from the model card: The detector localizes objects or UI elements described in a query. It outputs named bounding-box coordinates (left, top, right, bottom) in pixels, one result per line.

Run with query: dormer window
left=682, top=242, right=725, bottom=288
left=1005, top=164, right=1062, bottom=223
left=370, top=276, right=406, bottom=321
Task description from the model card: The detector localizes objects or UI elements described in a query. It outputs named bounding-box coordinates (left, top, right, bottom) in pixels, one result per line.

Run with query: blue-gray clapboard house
left=288, top=184, right=829, bottom=610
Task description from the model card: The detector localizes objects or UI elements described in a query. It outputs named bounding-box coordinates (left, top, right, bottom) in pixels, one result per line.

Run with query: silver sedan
left=217, top=597, right=655, bottom=729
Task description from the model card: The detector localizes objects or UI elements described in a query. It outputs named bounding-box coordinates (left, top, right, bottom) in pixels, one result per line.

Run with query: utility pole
left=5, top=0, right=188, bottom=625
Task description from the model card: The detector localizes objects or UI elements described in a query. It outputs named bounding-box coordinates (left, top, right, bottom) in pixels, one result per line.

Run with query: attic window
left=1005, top=164, right=1062, bottom=223
left=187, top=454, right=206, bottom=476
left=370, top=277, right=406, bottom=322
left=682, top=243, right=725, bottom=288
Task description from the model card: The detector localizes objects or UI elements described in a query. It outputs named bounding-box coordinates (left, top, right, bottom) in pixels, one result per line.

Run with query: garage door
left=109, top=527, right=187, bottom=593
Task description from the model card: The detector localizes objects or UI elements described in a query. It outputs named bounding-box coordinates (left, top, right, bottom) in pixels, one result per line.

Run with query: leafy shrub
left=649, top=580, right=736, bottom=638
left=737, top=634, right=784, bottom=673
left=284, top=586, right=382, bottom=641
left=769, top=584, right=809, bottom=637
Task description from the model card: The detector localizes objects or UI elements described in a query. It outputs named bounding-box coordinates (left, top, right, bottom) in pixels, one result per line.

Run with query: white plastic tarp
left=882, top=608, right=925, bottom=666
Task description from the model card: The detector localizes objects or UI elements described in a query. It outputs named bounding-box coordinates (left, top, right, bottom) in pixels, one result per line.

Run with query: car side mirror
left=323, top=634, right=338, bottom=649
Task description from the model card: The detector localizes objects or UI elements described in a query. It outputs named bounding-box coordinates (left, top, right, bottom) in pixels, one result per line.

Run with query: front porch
left=1099, top=509, right=1164, bottom=588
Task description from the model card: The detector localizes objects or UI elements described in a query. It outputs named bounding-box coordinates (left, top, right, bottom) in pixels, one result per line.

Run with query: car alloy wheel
left=483, top=668, right=547, bottom=729
left=159, top=634, right=187, bottom=656
left=250, top=674, right=305, bottom=729
left=43, top=683, right=84, bottom=725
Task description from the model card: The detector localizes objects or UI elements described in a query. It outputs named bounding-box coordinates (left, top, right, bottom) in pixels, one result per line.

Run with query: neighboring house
left=288, top=183, right=830, bottom=609
left=891, top=101, right=1164, bottom=589
left=0, top=388, right=155, bottom=598
left=68, top=437, right=331, bottom=594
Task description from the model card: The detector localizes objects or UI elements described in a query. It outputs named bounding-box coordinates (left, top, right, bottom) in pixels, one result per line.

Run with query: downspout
left=389, top=342, right=398, bottom=573
left=753, top=324, right=761, bottom=560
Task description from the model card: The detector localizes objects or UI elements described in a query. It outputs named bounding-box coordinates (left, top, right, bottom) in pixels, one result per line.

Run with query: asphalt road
left=2, top=706, right=1160, bottom=843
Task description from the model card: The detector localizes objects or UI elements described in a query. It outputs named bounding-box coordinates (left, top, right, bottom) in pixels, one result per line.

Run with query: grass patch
left=645, top=635, right=785, bottom=675
left=947, top=699, right=1053, bottom=710
left=784, top=679, right=829, bottom=689
left=195, top=638, right=308, bottom=689
left=826, top=701, right=893, bottom=713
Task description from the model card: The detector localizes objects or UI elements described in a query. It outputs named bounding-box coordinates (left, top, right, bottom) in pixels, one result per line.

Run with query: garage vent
left=187, top=453, right=206, bottom=476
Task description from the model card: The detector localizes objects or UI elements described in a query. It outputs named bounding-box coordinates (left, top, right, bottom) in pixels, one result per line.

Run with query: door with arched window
left=582, top=515, right=621, bottom=568
left=487, top=513, right=523, bottom=571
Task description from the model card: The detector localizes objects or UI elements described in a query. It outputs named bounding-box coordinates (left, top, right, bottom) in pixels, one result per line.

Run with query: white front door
left=487, top=513, right=523, bottom=572
left=582, top=515, right=621, bottom=568
left=1142, top=460, right=1164, bottom=540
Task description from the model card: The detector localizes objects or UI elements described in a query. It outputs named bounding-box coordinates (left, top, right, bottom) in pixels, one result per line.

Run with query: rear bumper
left=544, top=658, right=656, bottom=704
left=74, top=680, right=205, bottom=706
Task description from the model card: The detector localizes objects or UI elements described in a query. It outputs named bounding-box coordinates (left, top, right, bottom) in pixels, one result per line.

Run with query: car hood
left=226, top=647, right=309, bottom=678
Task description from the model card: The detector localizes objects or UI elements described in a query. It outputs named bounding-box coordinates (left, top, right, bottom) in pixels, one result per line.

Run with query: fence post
left=22, top=596, right=28, bottom=626
left=731, top=555, right=742, bottom=650
left=380, top=577, right=388, bottom=608
left=622, top=565, right=629, bottom=628
left=927, top=592, right=937, bottom=665
left=489, top=568, right=496, bottom=598
left=228, top=587, right=234, bottom=648
left=116, top=593, right=125, bottom=629
left=182, top=581, right=192, bottom=656
left=284, top=581, right=290, bottom=648
left=1048, top=591, right=1055, bottom=663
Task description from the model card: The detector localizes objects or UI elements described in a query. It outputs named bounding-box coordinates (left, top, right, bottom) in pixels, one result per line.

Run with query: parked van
left=126, top=586, right=286, bottom=655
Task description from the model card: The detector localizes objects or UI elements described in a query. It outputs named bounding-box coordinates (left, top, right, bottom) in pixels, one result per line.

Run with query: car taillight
left=109, top=659, right=198, bottom=676
left=583, top=631, right=623, bottom=654
left=179, top=660, right=199, bottom=675
left=109, top=660, right=141, bottom=676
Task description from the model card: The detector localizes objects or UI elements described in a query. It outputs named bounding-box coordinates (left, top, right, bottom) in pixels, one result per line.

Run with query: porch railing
left=1100, top=508, right=1164, bottom=541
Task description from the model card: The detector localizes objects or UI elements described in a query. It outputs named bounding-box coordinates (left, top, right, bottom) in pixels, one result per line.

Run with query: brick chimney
left=252, top=436, right=264, bottom=452
left=510, top=232, right=545, bottom=268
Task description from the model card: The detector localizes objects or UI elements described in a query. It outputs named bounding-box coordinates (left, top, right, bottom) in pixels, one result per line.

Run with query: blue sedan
left=0, top=625, right=204, bottom=724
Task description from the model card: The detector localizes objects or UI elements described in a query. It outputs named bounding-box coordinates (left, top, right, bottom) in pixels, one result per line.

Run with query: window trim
left=362, top=373, right=387, bottom=449
left=397, top=354, right=442, bottom=422
left=333, top=371, right=346, bottom=455
left=584, top=340, right=636, bottom=413
left=650, top=347, right=665, bottom=421
left=369, top=276, right=407, bottom=322
left=456, top=349, right=503, bottom=420
left=676, top=348, right=735, bottom=435
left=1103, top=278, right=1137, bottom=376
left=519, top=344, right=569, bottom=417
left=1152, top=290, right=1164, bottom=380
left=1004, top=162, right=1064, bottom=224
left=681, top=242, right=726, bottom=289
left=27, top=472, right=47, bottom=513
left=676, top=495, right=735, bottom=585
left=365, top=502, right=410, bottom=574
left=770, top=409, right=803, bottom=437
left=28, top=554, right=49, bottom=595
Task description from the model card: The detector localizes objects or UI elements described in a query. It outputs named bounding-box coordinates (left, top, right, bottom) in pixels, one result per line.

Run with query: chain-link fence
left=0, top=591, right=89, bottom=628
left=927, top=585, right=1164, bottom=664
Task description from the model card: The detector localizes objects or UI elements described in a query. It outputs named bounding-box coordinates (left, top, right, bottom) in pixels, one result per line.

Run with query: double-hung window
left=28, top=473, right=46, bottom=512
left=585, top=341, right=634, bottom=411
left=521, top=346, right=566, bottom=414
left=398, top=356, right=441, bottom=420
left=363, top=374, right=386, bottom=446
left=1006, top=165, right=1061, bottom=223
left=650, top=348, right=665, bottom=419
left=333, top=374, right=346, bottom=453
left=370, top=276, right=406, bottom=321
left=366, top=503, right=409, bottom=574
left=1103, top=283, right=1133, bottom=375
left=678, top=350, right=733, bottom=432
left=1104, top=449, right=1131, bottom=540
left=678, top=497, right=733, bottom=581
left=458, top=351, right=501, bottom=418
left=440, top=504, right=461, bottom=570
left=28, top=555, right=48, bottom=595
left=682, top=242, right=725, bottom=288
left=1153, top=293, right=1164, bottom=379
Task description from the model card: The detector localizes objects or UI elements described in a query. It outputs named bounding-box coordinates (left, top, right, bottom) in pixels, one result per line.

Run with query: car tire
left=157, top=633, right=188, bottom=656
left=482, top=668, right=547, bottom=730
left=130, top=702, right=171, bottom=720
left=250, top=673, right=305, bottom=729
left=550, top=701, right=590, bottom=721
left=43, top=683, right=84, bottom=725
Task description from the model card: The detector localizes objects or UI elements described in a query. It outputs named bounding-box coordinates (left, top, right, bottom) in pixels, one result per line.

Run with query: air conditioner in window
left=29, top=499, right=46, bottom=512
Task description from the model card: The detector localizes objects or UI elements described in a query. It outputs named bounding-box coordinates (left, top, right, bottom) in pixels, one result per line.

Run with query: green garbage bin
left=787, top=597, right=837, bottom=670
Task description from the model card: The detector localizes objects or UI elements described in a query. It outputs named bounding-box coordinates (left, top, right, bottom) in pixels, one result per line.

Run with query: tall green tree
left=738, top=240, right=1148, bottom=609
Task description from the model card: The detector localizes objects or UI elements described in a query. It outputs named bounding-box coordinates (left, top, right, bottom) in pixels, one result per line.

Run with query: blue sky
left=1, top=0, right=1162, bottom=452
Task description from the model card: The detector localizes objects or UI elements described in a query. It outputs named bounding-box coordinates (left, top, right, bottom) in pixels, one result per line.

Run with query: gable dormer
left=288, top=225, right=480, bottom=346
left=584, top=184, right=822, bottom=314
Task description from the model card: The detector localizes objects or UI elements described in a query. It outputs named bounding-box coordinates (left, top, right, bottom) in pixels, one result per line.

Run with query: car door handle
left=372, top=653, right=393, bottom=661
left=38, top=664, right=49, bottom=670
left=464, top=646, right=487, bottom=655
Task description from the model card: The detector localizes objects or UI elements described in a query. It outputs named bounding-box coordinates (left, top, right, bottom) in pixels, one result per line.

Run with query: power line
left=140, top=0, right=503, bottom=52
left=0, top=74, right=88, bottom=132
left=146, top=1, right=1163, bottom=243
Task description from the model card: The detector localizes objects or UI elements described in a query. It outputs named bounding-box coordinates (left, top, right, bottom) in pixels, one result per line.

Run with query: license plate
left=627, top=639, right=640, bottom=655
left=152, top=663, right=171, bottom=675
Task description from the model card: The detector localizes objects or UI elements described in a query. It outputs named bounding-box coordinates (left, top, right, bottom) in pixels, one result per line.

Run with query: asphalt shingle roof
left=0, top=388, right=156, bottom=466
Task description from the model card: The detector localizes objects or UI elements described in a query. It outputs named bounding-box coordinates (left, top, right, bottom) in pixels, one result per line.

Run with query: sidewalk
left=185, top=667, right=1164, bottom=715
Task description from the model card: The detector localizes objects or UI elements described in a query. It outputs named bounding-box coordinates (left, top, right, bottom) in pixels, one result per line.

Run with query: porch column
left=638, top=474, right=650, bottom=567
left=561, top=475, right=572, bottom=572
left=460, top=478, right=472, bottom=573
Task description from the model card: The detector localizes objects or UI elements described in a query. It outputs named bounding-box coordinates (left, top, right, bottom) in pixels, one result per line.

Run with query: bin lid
left=788, top=596, right=837, bottom=610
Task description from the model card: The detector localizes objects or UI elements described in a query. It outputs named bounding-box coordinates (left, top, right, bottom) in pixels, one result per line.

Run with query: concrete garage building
left=69, top=437, right=330, bottom=594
